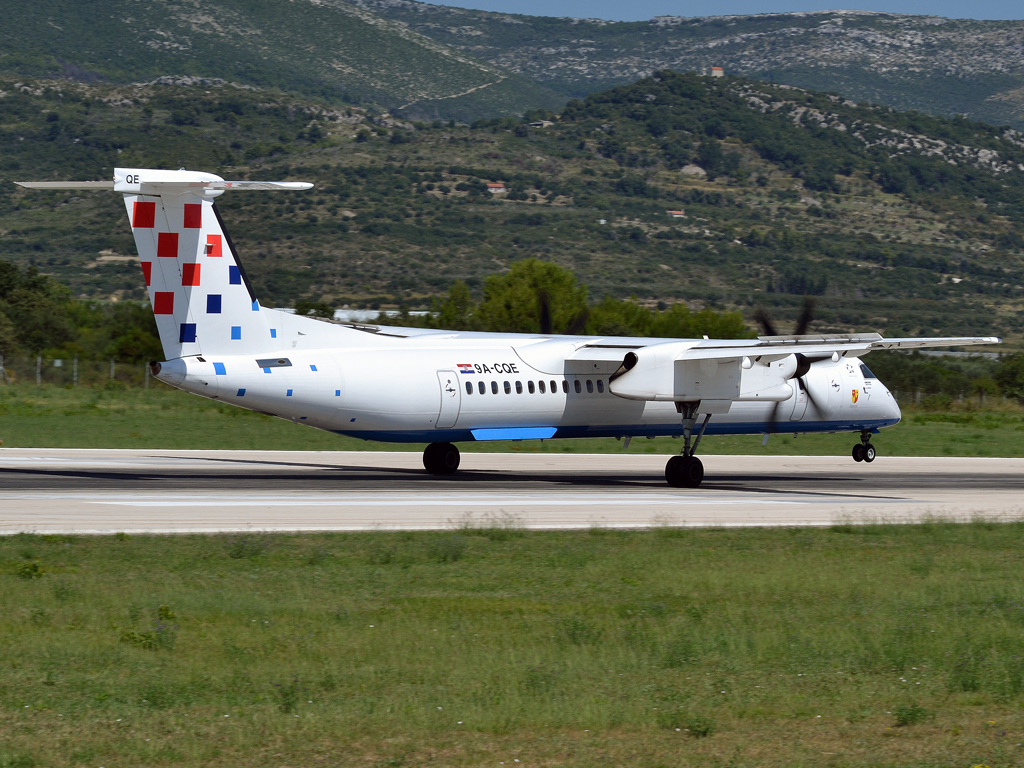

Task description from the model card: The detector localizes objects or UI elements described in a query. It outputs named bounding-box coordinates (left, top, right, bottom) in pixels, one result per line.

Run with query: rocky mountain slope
left=0, top=0, right=564, bottom=121
left=353, top=2, right=1024, bottom=129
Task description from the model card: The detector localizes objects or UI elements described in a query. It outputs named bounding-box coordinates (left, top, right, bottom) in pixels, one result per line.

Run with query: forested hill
left=0, top=0, right=563, bottom=122
left=353, top=2, right=1024, bottom=130
left=2, top=70, right=1024, bottom=343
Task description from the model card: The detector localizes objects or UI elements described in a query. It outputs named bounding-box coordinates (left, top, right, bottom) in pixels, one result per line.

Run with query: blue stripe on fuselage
left=335, top=418, right=901, bottom=444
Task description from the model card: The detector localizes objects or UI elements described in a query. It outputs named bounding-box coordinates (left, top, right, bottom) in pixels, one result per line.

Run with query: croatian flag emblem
left=457, top=363, right=474, bottom=374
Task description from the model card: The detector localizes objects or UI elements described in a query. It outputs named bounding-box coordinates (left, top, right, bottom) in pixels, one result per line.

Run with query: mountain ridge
left=351, top=2, right=1024, bottom=129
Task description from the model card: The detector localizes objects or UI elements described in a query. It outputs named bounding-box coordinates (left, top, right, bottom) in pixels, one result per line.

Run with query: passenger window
left=562, top=380, right=568, bottom=393
left=491, top=381, right=498, bottom=394
left=515, top=381, right=523, bottom=394
left=574, top=380, right=581, bottom=394
left=597, top=380, right=605, bottom=393
left=478, top=381, right=485, bottom=395
left=465, top=381, right=473, bottom=395
left=528, top=381, right=535, bottom=394
left=586, top=380, right=594, bottom=394
left=538, top=380, right=546, bottom=394
left=504, top=381, right=511, bottom=394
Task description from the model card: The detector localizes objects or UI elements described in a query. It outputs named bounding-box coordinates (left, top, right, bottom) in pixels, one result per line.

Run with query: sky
left=427, top=0, right=1022, bottom=21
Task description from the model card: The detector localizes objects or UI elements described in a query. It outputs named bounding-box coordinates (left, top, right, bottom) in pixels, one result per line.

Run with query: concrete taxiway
left=0, top=449, right=1021, bottom=534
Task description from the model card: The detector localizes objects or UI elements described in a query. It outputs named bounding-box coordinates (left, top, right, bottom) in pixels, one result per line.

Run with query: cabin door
left=436, top=370, right=462, bottom=429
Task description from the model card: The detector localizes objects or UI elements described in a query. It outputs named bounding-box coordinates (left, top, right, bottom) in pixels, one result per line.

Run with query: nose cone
left=884, top=386, right=902, bottom=425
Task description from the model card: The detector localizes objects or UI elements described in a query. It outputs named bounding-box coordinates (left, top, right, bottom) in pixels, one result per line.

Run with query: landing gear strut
left=852, top=430, right=876, bottom=463
left=665, top=402, right=711, bottom=488
left=423, top=442, right=461, bottom=475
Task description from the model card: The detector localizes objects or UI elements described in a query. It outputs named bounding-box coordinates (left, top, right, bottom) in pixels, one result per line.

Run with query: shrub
left=894, top=704, right=928, bottom=726
left=429, top=535, right=467, bottom=563
left=15, top=561, right=43, bottom=580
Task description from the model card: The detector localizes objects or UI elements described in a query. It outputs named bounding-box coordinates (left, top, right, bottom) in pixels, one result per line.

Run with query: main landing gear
left=852, top=430, right=877, bottom=463
left=423, top=442, right=461, bottom=475
left=665, top=403, right=711, bottom=488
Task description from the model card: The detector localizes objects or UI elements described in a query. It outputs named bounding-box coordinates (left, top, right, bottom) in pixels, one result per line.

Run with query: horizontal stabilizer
left=15, top=181, right=115, bottom=190
left=15, top=168, right=312, bottom=196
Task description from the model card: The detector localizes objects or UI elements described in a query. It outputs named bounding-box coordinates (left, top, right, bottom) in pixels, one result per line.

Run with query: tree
left=995, top=354, right=1024, bottom=401
left=430, top=280, right=474, bottom=330
left=0, top=309, right=17, bottom=358
left=475, top=259, right=587, bottom=334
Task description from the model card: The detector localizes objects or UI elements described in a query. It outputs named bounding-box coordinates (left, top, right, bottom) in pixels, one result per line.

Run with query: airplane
left=16, top=168, right=1000, bottom=487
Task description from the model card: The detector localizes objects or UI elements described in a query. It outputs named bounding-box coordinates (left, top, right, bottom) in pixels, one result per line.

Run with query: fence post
left=110, top=359, right=115, bottom=380
left=915, top=389, right=921, bottom=405
left=36, top=355, right=42, bottom=386
left=73, top=355, right=78, bottom=387
left=0, top=354, right=8, bottom=385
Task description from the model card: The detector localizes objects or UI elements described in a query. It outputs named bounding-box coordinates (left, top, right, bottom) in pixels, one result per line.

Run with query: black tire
left=681, top=456, right=704, bottom=488
left=863, top=444, right=876, bottom=463
left=423, top=442, right=460, bottom=476
left=852, top=444, right=866, bottom=462
left=665, top=456, right=704, bottom=488
left=665, top=455, right=686, bottom=488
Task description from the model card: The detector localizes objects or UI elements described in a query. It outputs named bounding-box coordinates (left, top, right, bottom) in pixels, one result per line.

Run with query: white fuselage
left=154, top=317, right=901, bottom=444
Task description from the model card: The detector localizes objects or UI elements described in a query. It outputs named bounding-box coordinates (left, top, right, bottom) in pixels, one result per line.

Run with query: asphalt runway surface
left=1, top=449, right=1021, bottom=534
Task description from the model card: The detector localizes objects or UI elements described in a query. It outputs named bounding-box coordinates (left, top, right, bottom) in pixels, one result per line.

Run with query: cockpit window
left=860, top=364, right=877, bottom=379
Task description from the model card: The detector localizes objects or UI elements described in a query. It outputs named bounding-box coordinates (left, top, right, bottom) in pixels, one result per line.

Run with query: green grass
left=2, top=523, right=1023, bottom=766
left=2, top=383, right=1024, bottom=456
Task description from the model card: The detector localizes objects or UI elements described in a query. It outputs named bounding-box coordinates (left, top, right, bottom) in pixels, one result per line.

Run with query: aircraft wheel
left=665, top=455, right=686, bottom=488
left=423, top=442, right=460, bottom=476
left=863, top=444, right=876, bottom=463
left=852, top=444, right=866, bottom=462
left=665, top=456, right=704, bottom=488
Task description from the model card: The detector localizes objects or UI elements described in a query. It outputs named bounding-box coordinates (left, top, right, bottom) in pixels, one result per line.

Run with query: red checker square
left=141, top=261, right=153, bottom=286
left=182, top=263, right=201, bottom=286
left=205, top=234, right=223, bottom=258
left=183, top=204, right=202, bottom=229
left=133, top=201, right=156, bottom=228
left=153, top=292, right=174, bottom=314
left=157, top=232, right=179, bottom=258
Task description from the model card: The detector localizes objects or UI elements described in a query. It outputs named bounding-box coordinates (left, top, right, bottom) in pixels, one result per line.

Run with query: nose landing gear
left=423, top=442, right=461, bottom=475
left=852, top=431, right=876, bottom=463
left=666, top=403, right=711, bottom=488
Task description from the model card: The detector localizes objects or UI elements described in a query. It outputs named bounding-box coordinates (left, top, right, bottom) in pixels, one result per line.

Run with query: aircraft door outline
left=436, top=370, right=461, bottom=429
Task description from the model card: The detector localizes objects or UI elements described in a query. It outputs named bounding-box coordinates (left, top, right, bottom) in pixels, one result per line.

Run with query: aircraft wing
left=603, top=333, right=1001, bottom=404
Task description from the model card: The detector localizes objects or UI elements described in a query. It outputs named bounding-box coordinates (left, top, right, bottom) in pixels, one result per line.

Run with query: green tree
left=475, top=259, right=587, bottom=334
left=0, top=308, right=17, bottom=357
left=995, top=354, right=1024, bottom=401
left=431, top=280, right=474, bottom=330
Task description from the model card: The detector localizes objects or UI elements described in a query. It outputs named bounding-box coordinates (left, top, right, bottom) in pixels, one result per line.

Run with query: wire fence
left=0, top=355, right=158, bottom=388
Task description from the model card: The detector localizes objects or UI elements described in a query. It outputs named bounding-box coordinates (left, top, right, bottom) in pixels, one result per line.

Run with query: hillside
left=3, top=70, right=1024, bottom=343
left=0, top=0, right=564, bottom=122
left=352, top=2, right=1024, bottom=130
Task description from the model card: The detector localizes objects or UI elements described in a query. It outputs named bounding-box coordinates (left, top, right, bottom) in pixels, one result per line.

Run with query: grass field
left=2, top=524, right=1023, bottom=767
left=2, top=383, right=1024, bottom=457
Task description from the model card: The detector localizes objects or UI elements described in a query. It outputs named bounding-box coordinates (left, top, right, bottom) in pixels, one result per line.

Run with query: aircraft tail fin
left=16, top=168, right=313, bottom=360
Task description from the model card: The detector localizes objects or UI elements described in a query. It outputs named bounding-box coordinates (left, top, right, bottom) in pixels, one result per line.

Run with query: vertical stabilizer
left=17, top=168, right=314, bottom=361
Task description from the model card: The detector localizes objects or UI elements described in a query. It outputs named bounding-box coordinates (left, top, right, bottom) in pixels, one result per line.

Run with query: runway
left=1, top=449, right=1021, bottom=534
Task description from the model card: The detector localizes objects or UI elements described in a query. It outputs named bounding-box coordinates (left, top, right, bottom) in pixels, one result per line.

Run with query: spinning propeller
left=538, top=289, right=589, bottom=336
left=755, top=297, right=827, bottom=429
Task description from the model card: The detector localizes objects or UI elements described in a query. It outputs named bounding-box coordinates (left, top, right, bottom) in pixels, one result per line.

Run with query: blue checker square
left=310, top=365, right=317, bottom=371
left=213, top=362, right=226, bottom=375
left=231, top=326, right=241, bottom=340
left=236, top=388, right=246, bottom=397
left=263, top=368, right=271, bottom=374
left=335, top=390, right=341, bottom=397
left=179, top=323, right=197, bottom=343
left=252, top=300, right=260, bottom=311
left=206, top=294, right=222, bottom=314
left=270, top=329, right=277, bottom=339
left=286, top=389, right=293, bottom=397
left=229, top=265, right=242, bottom=285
